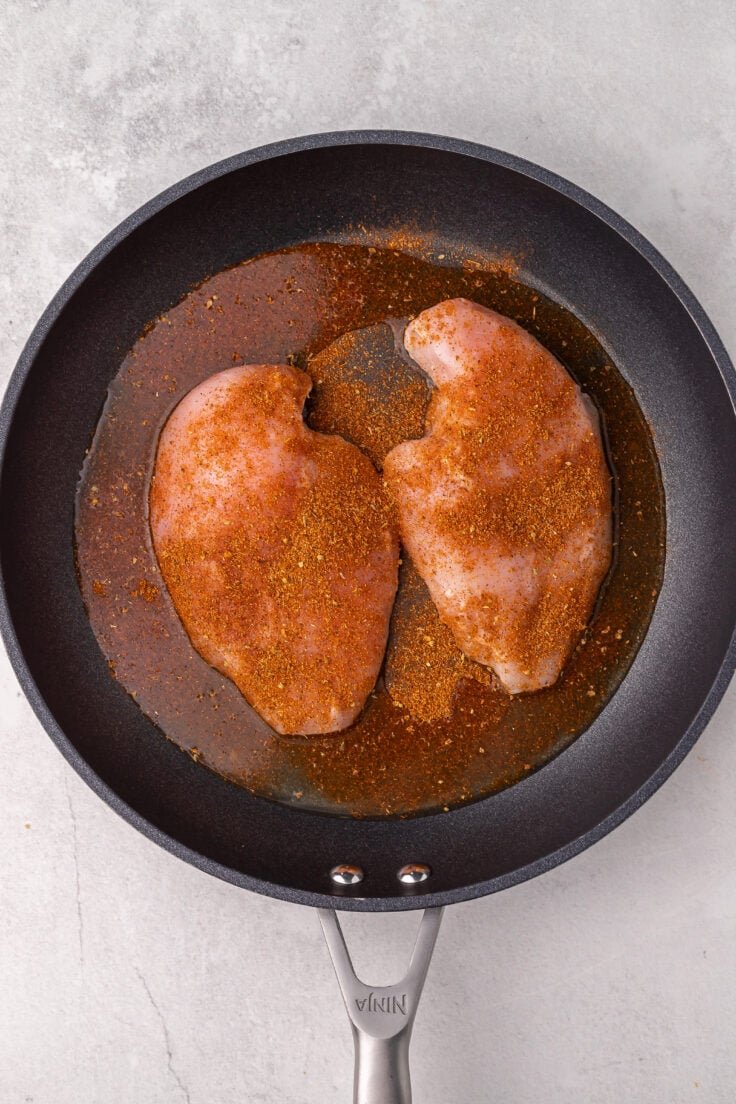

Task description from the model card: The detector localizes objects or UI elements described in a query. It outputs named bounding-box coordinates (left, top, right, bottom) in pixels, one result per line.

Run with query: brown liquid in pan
left=75, top=241, right=665, bottom=817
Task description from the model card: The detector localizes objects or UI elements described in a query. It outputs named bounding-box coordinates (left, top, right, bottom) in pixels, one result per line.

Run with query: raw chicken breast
left=150, top=364, right=399, bottom=735
left=384, top=299, right=612, bottom=694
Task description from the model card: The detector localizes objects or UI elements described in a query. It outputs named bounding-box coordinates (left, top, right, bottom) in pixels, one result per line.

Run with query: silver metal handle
left=319, top=907, right=444, bottom=1104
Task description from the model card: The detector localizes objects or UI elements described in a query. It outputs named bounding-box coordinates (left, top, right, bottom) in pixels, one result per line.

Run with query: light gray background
left=1, top=2, right=734, bottom=1101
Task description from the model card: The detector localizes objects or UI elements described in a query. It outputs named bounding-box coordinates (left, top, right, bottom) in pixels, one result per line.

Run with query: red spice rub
left=385, top=298, right=613, bottom=693
left=149, top=363, right=399, bottom=734
left=384, top=557, right=492, bottom=722
left=308, top=322, right=429, bottom=470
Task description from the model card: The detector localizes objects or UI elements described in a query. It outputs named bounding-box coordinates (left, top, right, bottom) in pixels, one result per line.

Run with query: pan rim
left=1, top=129, right=735, bottom=911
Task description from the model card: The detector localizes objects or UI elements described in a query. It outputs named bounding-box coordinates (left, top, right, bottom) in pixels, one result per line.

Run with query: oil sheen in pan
left=74, top=240, right=665, bottom=818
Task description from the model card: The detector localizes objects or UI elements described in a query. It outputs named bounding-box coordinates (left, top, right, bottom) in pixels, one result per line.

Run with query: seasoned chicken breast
left=150, top=363, right=399, bottom=734
left=384, top=299, right=612, bottom=694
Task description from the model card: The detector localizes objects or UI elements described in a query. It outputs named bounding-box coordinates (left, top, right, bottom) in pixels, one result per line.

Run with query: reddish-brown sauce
left=75, top=241, right=665, bottom=817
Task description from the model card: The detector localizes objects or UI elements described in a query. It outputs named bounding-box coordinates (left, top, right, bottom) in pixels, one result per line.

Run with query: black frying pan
left=2, top=132, right=735, bottom=1101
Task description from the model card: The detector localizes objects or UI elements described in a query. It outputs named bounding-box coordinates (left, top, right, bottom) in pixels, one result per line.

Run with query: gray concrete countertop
left=1, top=2, right=734, bottom=1101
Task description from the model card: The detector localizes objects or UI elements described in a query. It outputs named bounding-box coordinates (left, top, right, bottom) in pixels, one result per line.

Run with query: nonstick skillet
left=1, top=131, right=736, bottom=1102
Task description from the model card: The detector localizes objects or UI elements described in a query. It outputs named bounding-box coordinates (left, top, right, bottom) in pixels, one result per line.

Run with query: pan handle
left=319, top=907, right=444, bottom=1104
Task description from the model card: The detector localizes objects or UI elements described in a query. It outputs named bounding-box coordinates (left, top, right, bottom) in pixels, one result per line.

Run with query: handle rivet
left=397, top=863, right=431, bottom=885
left=330, top=863, right=364, bottom=886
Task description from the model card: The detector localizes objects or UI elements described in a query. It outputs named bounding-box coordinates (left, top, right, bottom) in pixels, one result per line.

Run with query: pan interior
left=2, top=139, right=735, bottom=907
left=73, top=239, right=664, bottom=819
